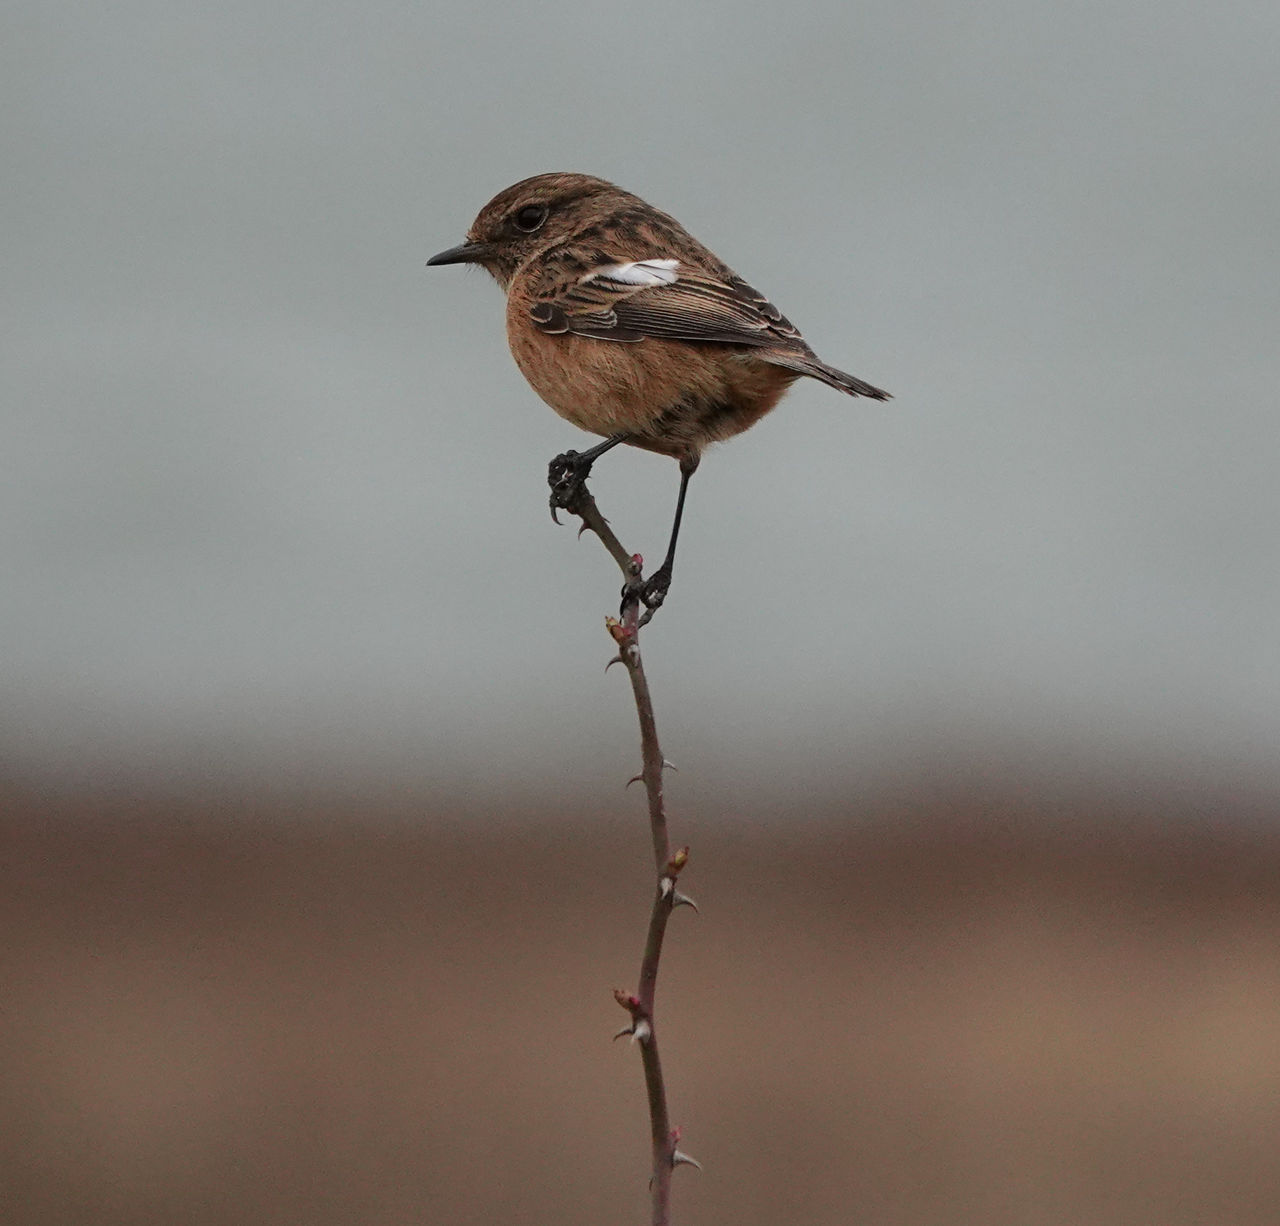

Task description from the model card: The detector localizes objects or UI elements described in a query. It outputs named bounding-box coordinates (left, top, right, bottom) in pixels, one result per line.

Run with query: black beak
left=426, top=241, right=491, bottom=267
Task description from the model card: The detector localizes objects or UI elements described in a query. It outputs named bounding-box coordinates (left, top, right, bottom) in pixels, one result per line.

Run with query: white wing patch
left=586, top=258, right=680, bottom=287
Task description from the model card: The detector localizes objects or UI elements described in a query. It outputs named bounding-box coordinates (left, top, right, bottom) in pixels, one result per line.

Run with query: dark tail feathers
left=805, top=360, right=891, bottom=401
left=770, top=353, right=891, bottom=400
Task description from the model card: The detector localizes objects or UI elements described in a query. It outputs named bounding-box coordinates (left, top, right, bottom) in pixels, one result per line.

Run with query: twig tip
left=605, top=616, right=635, bottom=649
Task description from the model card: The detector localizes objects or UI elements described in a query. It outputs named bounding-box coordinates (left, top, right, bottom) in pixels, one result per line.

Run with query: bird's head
left=427, top=172, right=641, bottom=288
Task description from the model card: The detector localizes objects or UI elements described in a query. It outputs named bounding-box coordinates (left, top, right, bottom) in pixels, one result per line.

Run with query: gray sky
left=4, top=0, right=1278, bottom=810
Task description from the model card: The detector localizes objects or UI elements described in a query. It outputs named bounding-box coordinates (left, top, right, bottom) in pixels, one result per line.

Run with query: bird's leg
left=624, top=453, right=699, bottom=626
left=548, top=433, right=629, bottom=522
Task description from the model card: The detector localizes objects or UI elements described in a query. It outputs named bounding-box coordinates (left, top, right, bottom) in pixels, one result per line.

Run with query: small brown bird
left=427, top=172, right=889, bottom=616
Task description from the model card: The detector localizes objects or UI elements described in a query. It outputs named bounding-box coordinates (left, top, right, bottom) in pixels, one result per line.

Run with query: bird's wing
left=528, top=258, right=810, bottom=350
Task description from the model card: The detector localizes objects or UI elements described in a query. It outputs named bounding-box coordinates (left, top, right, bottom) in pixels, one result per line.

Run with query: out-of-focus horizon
left=6, top=794, right=1280, bottom=1225
left=5, top=0, right=1278, bottom=809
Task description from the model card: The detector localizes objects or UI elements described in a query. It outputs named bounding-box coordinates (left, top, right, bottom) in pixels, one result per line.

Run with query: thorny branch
left=559, top=483, right=700, bottom=1226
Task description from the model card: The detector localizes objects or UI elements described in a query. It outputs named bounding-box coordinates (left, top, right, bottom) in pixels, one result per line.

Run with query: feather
left=531, top=256, right=808, bottom=354
left=587, top=258, right=680, bottom=287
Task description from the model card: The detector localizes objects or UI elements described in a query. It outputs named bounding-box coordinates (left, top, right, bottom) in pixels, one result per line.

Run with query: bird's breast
left=504, top=289, right=797, bottom=457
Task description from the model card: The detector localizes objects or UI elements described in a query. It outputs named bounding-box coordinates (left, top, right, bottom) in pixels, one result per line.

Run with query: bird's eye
left=513, top=203, right=549, bottom=233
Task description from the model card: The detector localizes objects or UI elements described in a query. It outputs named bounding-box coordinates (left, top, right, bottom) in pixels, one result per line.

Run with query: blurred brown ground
left=3, top=777, right=1279, bottom=1225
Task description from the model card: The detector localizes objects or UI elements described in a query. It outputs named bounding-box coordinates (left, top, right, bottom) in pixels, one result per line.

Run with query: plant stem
left=565, top=483, right=696, bottom=1226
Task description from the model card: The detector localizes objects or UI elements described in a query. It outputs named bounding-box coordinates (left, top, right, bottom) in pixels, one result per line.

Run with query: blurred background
left=4, top=1, right=1278, bottom=1222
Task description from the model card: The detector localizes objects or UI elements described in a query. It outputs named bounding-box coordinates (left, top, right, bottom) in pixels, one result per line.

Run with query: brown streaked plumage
left=427, top=172, right=889, bottom=617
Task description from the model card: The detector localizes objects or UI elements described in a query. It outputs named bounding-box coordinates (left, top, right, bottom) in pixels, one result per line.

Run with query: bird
left=427, top=172, right=889, bottom=619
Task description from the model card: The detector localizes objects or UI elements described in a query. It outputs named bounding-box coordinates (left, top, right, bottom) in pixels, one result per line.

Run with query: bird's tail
left=768, top=352, right=891, bottom=400
left=805, top=360, right=891, bottom=400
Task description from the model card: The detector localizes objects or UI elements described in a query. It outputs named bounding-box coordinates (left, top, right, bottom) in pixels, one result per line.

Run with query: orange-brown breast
left=504, top=282, right=798, bottom=460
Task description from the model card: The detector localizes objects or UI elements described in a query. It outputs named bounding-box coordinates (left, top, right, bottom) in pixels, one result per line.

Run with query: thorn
left=626, top=773, right=643, bottom=789
left=605, top=654, right=625, bottom=672
left=550, top=505, right=562, bottom=525
left=672, top=1149, right=703, bottom=1171
left=612, top=988, right=651, bottom=1044
left=660, top=872, right=698, bottom=912
left=612, top=1018, right=651, bottom=1044
left=662, top=758, right=678, bottom=773
left=669, top=1126, right=702, bottom=1171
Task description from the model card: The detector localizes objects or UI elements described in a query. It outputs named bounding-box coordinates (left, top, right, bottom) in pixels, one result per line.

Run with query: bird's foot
left=547, top=450, right=594, bottom=523
left=621, top=562, right=673, bottom=627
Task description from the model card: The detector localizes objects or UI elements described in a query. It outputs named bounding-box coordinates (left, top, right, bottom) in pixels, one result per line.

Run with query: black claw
left=621, top=564, right=673, bottom=627
left=548, top=450, right=593, bottom=520
left=619, top=579, right=641, bottom=618
left=642, top=567, right=672, bottom=608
